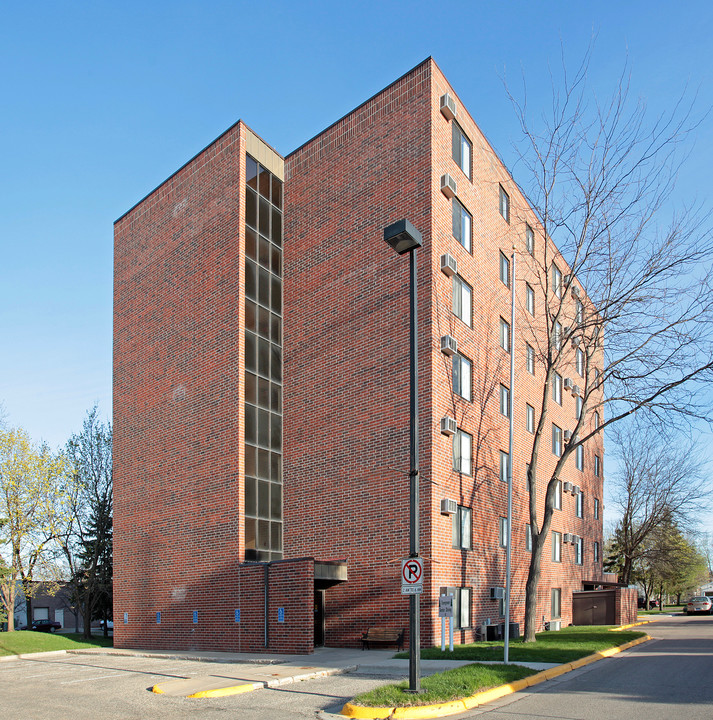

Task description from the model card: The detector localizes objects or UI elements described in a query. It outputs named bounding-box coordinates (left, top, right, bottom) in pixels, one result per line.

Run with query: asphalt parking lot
left=0, top=651, right=392, bottom=720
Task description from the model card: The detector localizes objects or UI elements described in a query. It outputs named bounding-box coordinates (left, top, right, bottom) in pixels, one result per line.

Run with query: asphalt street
left=1, top=614, right=711, bottom=720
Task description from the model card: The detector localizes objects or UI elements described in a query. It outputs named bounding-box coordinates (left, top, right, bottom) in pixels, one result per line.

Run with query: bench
left=361, top=627, right=405, bottom=651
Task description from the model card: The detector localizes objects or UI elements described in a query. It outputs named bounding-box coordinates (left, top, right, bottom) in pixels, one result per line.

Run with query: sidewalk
left=69, top=645, right=557, bottom=698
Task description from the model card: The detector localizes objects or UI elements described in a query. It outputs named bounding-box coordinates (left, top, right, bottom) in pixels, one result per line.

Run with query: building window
left=576, top=490, right=583, bottom=518
left=554, top=321, right=562, bottom=350
left=500, top=317, right=511, bottom=352
left=453, top=429, right=473, bottom=475
left=452, top=353, right=472, bottom=402
left=526, top=343, right=535, bottom=374
left=499, top=185, right=510, bottom=223
left=526, top=224, right=535, bottom=255
left=499, top=251, right=510, bottom=288
left=594, top=541, right=600, bottom=563
left=525, top=524, right=532, bottom=551
left=551, top=588, right=562, bottom=618
left=499, top=450, right=510, bottom=483
left=552, top=424, right=563, bottom=456
left=576, top=348, right=584, bottom=377
left=576, top=444, right=584, bottom=471
left=576, top=299, right=584, bottom=324
left=594, top=412, right=600, bottom=430
left=452, top=122, right=472, bottom=179
left=452, top=198, right=472, bottom=253
left=499, top=517, right=508, bottom=548
left=594, top=497, right=600, bottom=519
left=500, top=384, right=510, bottom=417
left=575, top=396, right=582, bottom=420
left=554, top=480, right=562, bottom=510
left=526, top=283, right=535, bottom=315
left=552, top=532, right=562, bottom=562
left=552, top=264, right=562, bottom=298
left=457, top=587, right=472, bottom=629
left=594, top=454, right=601, bottom=477
left=553, top=373, right=563, bottom=405
left=526, top=404, right=535, bottom=434
left=453, top=505, right=472, bottom=549
left=452, top=275, right=472, bottom=327
left=575, top=536, right=583, bottom=565
left=245, top=154, right=284, bottom=562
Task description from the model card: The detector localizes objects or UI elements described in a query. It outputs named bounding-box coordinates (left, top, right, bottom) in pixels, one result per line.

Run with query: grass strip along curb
left=342, top=635, right=651, bottom=719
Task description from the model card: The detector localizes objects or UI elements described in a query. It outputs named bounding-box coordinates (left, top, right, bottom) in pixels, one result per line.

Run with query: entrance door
left=314, top=590, right=325, bottom=647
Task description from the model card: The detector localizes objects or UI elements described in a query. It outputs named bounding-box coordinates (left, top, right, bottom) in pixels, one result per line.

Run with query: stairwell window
left=500, top=384, right=510, bottom=417
left=552, top=532, right=562, bottom=562
left=526, top=283, right=535, bottom=315
left=499, top=251, right=510, bottom=288
left=500, top=318, right=511, bottom=353
left=526, top=404, right=535, bottom=433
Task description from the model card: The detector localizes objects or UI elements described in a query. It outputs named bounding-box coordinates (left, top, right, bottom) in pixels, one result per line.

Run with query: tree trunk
left=524, top=535, right=546, bottom=641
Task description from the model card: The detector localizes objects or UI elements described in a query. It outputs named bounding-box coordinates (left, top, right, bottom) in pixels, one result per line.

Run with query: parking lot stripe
left=60, top=673, right=125, bottom=685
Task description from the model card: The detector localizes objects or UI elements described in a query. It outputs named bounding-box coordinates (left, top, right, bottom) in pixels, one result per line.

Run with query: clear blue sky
left=1, top=1, right=711, bottom=478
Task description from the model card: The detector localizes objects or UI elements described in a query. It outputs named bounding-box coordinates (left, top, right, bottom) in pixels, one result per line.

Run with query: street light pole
left=384, top=219, right=423, bottom=694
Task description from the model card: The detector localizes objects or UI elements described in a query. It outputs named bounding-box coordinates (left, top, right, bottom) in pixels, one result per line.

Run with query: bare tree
left=506, top=52, right=713, bottom=641
left=605, top=419, right=710, bottom=587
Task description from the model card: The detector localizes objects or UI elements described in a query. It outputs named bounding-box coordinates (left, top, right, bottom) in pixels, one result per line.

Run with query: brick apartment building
left=113, top=58, right=621, bottom=654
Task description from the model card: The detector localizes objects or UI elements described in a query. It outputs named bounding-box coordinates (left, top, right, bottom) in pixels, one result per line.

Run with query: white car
left=685, top=597, right=712, bottom=615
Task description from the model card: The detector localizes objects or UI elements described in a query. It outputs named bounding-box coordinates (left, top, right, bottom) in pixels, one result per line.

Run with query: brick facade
left=113, top=58, right=606, bottom=653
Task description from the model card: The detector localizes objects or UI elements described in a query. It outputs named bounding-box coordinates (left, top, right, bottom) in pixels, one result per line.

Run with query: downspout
left=264, top=562, right=269, bottom=649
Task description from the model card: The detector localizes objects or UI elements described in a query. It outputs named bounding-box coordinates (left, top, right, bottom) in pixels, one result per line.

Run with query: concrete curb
left=68, top=648, right=284, bottom=665
left=341, top=635, right=652, bottom=719
left=0, top=650, right=68, bottom=663
left=151, top=665, right=358, bottom=699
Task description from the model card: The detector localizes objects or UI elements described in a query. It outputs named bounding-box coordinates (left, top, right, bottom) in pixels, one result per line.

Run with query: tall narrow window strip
left=576, top=490, right=584, bottom=518
left=576, top=348, right=585, bottom=377
left=526, top=224, right=535, bottom=255
left=576, top=444, right=584, bottom=471
left=552, top=424, right=562, bottom=456
left=553, top=373, right=563, bottom=405
left=526, top=283, right=535, bottom=316
left=452, top=505, right=472, bottom=549
left=554, top=480, right=562, bottom=510
left=575, top=536, right=583, bottom=564
left=552, top=532, right=562, bottom=562
left=453, top=353, right=472, bottom=402
left=526, top=343, right=535, bottom=374
left=551, top=588, right=562, bottom=618
left=499, top=450, right=510, bottom=483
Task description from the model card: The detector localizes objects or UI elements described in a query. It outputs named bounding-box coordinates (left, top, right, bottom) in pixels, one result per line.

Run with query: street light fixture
left=384, top=218, right=423, bottom=693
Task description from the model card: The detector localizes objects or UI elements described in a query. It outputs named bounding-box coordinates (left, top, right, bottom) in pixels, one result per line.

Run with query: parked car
left=98, top=620, right=114, bottom=630
left=19, top=619, right=61, bottom=632
left=637, top=597, right=659, bottom=609
left=685, top=596, right=713, bottom=615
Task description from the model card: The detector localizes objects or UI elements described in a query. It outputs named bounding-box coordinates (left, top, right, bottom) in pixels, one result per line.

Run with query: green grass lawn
left=352, top=626, right=646, bottom=707
left=639, top=605, right=683, bottom=615
left=395, top=626, right=646, bottom=665
left=0, top=631, right=113, bottom=657
left=351, top=662, right=537, bottom=708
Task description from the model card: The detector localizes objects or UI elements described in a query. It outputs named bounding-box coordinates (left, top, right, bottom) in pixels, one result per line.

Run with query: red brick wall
left=615, top=587, right=638, bottom=626
left=113, top=121, right=248, bottom=652
left=284, top=60, right=434, bottom=648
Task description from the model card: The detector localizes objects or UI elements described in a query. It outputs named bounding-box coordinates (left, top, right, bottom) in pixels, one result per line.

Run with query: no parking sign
left=401, top=557, right=424, bottom=594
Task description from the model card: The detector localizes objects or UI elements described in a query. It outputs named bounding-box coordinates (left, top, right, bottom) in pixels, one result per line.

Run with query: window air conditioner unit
left=549, top=620, right=562, bottom=631
left=564, top=430, right=572, bottom=442
left=440, top=253, right=458, bottom=277
left=440, top=93, right=456, bottom=120
left=571, top=336, right=581, bottom=347
left=572, top=384, right=581, bottom=396
left=573, top=485, right=581, bottom=495
left=563, top=533, right=573, bottom=544
left=440, top=498, right=458, bottom=516
left=563, top=481, right=573, bottom=494
left=564, top=378, right=573, bottom=391
left=572, top=286, right=581, bottom=299
left=440, top=334, right=458, bottom=356
left=440, top=173, right=457, bottom=199
left=490, top=587, right=505, bottom=600
left=440, top=416, right=457, bottom=436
